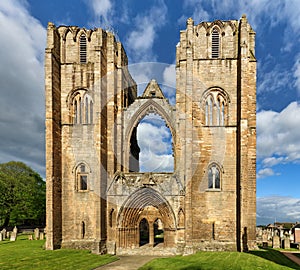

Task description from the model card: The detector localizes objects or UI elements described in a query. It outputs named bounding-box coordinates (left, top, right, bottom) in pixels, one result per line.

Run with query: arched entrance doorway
left=117, top=187, right=176, bottom=249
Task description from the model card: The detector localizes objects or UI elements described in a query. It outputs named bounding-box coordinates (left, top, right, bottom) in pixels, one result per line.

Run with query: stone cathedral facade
left=45, top=15, right=256, bottom=254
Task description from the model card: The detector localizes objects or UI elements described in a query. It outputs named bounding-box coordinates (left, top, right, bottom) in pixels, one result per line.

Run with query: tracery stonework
left=45, top=15, right=256, bottom=254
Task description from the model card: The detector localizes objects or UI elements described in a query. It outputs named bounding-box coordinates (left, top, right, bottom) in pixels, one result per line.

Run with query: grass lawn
left=139, top=249, right=300, bottom=270
left=0, top=235, right=117, bottom=270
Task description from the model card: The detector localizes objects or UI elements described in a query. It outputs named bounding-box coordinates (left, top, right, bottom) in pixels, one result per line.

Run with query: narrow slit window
left=90, top=101, right=93, bottom=124
left=211, top=28, right=220, bottom=58
left=74, top=100, right=78, bottom=124
left=85, top=97, right=89, bottom=124
left=80, top=35, right=87, bottom=63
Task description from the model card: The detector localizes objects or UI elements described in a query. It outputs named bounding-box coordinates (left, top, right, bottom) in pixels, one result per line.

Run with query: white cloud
left=293, top=55, right=300, bottom=94
left=257, top=196, right=300, bottom=225
left=182, top=0, right=300, bottom=32
left=0, top=0, right=46, bottom=176
left=257, top=102, right=300, bottom=165
left=86, top=0, right=113, bottom=26
left=257, top=168, right=275, bottom=179
left=162, top=64, right=176, bottom=88
left=137, top=114, right=174, bottom=172
left=257, top=65, right=292, bottom=96
left=125, top=1, right=168, bottom=62
left=262, top=157, right=286, bottom=167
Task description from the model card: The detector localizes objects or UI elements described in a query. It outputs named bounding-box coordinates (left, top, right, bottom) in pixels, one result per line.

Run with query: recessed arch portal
left=117, top=187, right=176, bottom=248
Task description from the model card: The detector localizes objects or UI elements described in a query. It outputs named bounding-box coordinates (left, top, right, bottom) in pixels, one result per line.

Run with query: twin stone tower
left=45, top=15, right=256, bottom=255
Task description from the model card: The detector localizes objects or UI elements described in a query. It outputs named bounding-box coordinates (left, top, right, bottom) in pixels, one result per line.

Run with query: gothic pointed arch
left=124, top=98, right=176, bottom=172
left=201, top=87, right=230, bottom=126
left=125, top=99, right=175, bottom=144
left=66, top=88, right=94, bottom=124
left=117, top=187, right=176, bottom=229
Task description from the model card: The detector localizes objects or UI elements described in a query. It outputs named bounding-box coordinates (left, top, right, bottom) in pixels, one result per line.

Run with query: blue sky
left=0, top=0, right=300, bottom=225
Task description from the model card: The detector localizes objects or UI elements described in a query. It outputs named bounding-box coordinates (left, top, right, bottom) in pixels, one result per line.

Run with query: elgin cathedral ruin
left=45, top=15, right=256, bottom=254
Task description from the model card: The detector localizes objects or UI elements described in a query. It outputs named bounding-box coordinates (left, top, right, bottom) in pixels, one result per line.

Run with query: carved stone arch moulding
left=66, top=87, right=90, bottom=108
left=207, top=20, right=224, bottom=36
left=76, top=28, right=93, bottom=42
left=125, top=99, right=176, bottom=144
left=201, top=86, right=231, bottom=105
left=116, top=187, right=177, bottom=229
left=72, top=161, right=92, bottom=174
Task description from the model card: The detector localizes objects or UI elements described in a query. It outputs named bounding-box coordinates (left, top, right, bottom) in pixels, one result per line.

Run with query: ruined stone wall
left=45, top=22, right=62, bottom=250
left=45, top=24, right=136, bottom=252
left=46, top=16, right=256, bottom=254
left=176, top=16, right=256, bottom=252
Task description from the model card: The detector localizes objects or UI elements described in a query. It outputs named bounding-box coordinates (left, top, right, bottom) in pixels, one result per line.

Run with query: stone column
left=149, top=222, right=154, bottom=247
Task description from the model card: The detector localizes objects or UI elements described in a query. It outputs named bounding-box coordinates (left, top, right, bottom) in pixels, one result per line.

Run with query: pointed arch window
left=76, top=163, right=89, bottom=191
left=211, top=27, right=220, bottom=58
left=208, top=163, right=221, bottom=190
left=79, top=34, right=87, bottom=63
left=203, top=89, right=229, bottom=127
left=70, top=90, right=93, bottom=125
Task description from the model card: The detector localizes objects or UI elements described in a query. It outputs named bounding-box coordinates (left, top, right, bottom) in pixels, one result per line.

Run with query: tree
left=0, top=161, right=46, bottom=227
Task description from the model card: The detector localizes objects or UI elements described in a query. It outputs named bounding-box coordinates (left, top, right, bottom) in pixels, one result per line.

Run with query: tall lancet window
left=211, top=27, right=220, bottom=58
left=79, top=34, right=87, bottom=63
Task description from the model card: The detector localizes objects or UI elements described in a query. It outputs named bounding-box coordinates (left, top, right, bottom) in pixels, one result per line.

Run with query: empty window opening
left=80, top=35, right=87, bottom=63
left=208, top=164, right=221, bottom=190
left=129, top=113, right=174, bottom=172
left=71, top=91, right=93, bottom=125
left=211, top=28, right=220, bottom=58
left=77, top=163, right=88, bottom=191
left=204, top=91, right=227, bottom=127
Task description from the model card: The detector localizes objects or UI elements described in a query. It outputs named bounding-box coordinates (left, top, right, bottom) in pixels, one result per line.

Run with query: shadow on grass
left=249, top=248, right=300, bottom=269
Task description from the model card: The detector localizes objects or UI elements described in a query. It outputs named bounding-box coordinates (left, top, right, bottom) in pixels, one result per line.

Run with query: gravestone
left=283, top=235, right=290, bottom=249
left=34, top=228, right=39, bottom=240
left=6, top=232, right=10, bottom=239
left=262, top=232, right=268, bottom=248
left=272, top=235, right=280, bottom=248
left=1, top=229, right=6, bottom=239
left=13, top=226, right=17, bottom=234
left=28, top=235, right=33, bottom=240
left=10, top=232, right=16, bottom=241
left=39, top=232, right=44, bottom=240
left=0, top=232, right=2, bottom=241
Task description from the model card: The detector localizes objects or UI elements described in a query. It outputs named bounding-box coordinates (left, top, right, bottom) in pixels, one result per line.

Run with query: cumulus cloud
left=257, top=102, right=300, bottom=161
left=257, top=168, right=275, bottom=179
left=0, top=0, right=46, bottom=176
left=257, top=196, right=300, bottom=225
left=256, top=102, right=300, bottom=180
left=137, top=114, right=173, bottom=172
left=86, top=0, right=113, bottom=26
left=125, top=0, right=168, bottom=62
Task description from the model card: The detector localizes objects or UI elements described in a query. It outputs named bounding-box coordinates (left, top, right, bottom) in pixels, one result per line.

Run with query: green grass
left=139, top=249, right=300, bottom=270
left=0, top=235, right=117, bottom=270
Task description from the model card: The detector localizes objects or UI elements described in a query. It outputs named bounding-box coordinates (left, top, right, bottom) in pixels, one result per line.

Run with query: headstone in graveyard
left=10, top=232, right=16, bottom=241
left=34, top=228, right=40, bottom=240
left=272, top=234, right=280, bottom=249
left=39, top=232, right=44, bottom=240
